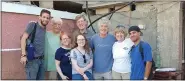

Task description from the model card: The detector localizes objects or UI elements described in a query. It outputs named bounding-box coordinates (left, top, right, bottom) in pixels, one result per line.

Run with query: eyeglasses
left=62, top=38, right=70, bottom=40
left=53, top=22, right=62, bottom=26
left=77, top=39, right=85, bottom=41
left=82, top=55, right=86, bottom=63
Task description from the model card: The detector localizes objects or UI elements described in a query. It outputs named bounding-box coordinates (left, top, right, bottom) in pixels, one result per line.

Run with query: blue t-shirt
left=90, top=33, right=116, bottom=73
left=55, top=47, right=72, bottom=79
left=130, top=41, right=152, bottom=80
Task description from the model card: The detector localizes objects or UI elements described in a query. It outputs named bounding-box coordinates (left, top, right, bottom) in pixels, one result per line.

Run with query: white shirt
left=112, top=38, right=134, bottom=73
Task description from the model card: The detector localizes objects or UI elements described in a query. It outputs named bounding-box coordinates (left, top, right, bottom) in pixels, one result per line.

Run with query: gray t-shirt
left=70, top=48, right=93, bottom=74
left=25, top=22, right=46, bottom=57
left=72, top=28, right=95, bottom=43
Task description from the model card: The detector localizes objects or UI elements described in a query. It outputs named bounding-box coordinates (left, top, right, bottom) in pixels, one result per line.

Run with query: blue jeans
left=72, top=71, right=93, bottom=80
left=25, top=59, right=45, bottom=80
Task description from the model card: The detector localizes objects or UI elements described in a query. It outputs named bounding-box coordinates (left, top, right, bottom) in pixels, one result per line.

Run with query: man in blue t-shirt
left=90, top=17, right=116, bottom=80
left=128, top=26, right=152, bottom=80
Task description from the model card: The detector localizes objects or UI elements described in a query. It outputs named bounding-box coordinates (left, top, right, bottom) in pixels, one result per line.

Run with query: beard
left=131, top=36, right=140, bottom=43
left=40, top=20, right=48, bottom=27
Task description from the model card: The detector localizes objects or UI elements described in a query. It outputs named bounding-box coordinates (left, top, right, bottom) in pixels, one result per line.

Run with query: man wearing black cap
left=128, top=26, right=152, bottom=80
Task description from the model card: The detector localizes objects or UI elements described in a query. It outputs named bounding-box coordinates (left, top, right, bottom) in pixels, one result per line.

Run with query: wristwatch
left=21, top=54, right=27, bottom=57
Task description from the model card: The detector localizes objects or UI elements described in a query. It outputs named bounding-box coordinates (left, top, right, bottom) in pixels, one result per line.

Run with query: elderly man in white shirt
left=112, top=25, right=134, bottom=80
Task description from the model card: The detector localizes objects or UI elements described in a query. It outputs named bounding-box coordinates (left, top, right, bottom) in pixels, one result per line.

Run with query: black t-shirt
left=55, top=47, right=72, bottom=78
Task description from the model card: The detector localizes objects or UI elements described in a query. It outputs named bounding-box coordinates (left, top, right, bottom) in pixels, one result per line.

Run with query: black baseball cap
left=129, top=26, right=143, bottom=36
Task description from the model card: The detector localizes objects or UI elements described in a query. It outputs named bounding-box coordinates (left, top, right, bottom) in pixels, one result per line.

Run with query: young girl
left=70, top=34, right=93, bottom=80
left=55, top=32, right=72, bottom=80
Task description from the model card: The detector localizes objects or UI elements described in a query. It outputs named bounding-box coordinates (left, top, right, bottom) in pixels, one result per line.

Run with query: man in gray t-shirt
left=25, top=22, right=45, bottom=57
left=20, top=9, right=51, bottom=80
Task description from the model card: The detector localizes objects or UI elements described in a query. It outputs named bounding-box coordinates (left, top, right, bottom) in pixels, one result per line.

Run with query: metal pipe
left=109, top=6, right=115, bottom=20
left=86, top=1, right=96, bottom=33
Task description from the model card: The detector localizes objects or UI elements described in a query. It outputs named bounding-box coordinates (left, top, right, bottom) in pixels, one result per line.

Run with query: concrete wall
left=39, top=1, right=53, bottom=9
left=156, top=2, right=181, bottom=69
left=89, top=2, right=158, bottom=57
left=96, top=7, right=110, bottom=15
left=90, top=1, right=182, bottom=69
left=133, top=1, right=181, bottom=69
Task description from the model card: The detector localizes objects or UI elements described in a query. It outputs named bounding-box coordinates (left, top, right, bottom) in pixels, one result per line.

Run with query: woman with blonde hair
left=112, top=25, right=134, bottom=80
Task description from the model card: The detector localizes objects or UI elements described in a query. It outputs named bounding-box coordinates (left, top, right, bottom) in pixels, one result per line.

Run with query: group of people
left=20, top=9, right=153, bottom=80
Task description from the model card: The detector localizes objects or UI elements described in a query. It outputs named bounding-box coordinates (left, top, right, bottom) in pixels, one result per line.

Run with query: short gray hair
left=51, top=17, right=63, bottom=25
left=98, top=17, right=111, bottom=27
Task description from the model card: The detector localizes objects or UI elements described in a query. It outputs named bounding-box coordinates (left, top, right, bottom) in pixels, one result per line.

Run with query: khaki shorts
left=93, top=71, right=112, bottom=80
left=45, top=71, right=57, bottom=80
left=112, top=70, right=130, bottom=80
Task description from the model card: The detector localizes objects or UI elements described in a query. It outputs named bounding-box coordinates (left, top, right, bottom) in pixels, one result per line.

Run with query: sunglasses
left=82, top=55, right=86, bottom=63
left=116, top=25, right=126, bottom=28
left=76, top=48, right=87, bottom=63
